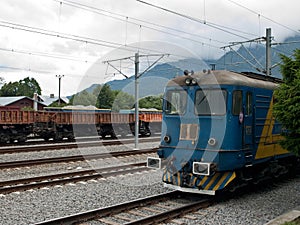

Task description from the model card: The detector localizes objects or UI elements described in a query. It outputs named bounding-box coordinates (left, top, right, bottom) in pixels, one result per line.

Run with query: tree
left=0, top=81, right=19, bottom=96
left=92, top=84, right=102, bottom=97
left=48, top=101, right=69, bottom=107
left=139, top=95, right=162, bottom=110
left=112, top=91, right=134, bottom=112
left=70, top=90, right=96, bottom=106
left=19, top=77, right=42, bottom=96
left=95, top=84, right=115, bottom=109
left=273, top=49, right=300, bottom=156
left=0, top=77, right=42, bottom=97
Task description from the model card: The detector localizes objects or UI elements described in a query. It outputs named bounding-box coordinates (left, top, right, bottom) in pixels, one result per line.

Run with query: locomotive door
left=243, top=91, right=254, bottom=149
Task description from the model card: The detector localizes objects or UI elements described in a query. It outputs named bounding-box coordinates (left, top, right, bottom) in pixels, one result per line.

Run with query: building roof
left=0, top=96, right=47, bottom=107
left=38, top=95, right=69, bottom=106
left=0, top=96, right=31, bottom=106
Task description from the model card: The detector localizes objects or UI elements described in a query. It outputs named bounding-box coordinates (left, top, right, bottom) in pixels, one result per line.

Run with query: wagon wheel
left=17, top=136, right=27, bottom=143
left=53, top=134, right=63, bottom=142
left=67, top=135, right=75, bottom=141
left=144, top=131, right=151, bottom=137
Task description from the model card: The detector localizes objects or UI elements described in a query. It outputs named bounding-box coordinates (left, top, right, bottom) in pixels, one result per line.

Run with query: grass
left=282, top=217, right=300, bottom=225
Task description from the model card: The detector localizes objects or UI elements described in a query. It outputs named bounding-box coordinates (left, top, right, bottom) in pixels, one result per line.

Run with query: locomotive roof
left=167, top=70, right=279, bottom=90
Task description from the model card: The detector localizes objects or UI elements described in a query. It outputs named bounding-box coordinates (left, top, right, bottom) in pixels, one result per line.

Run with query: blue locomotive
left=148, top=70, right=296, bottom=195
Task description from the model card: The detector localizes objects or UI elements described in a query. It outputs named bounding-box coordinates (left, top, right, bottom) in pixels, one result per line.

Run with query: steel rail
left=0, top=162, right=148, bottom=194
left=0, top=137, right=160, bottom=154
left=0, top=148, right=157, bottom=169
left=33, top=191, right=181, bottom=225
left=33, top=191, right=213, bottom=225
left=124, top=198, right=212, bottom=225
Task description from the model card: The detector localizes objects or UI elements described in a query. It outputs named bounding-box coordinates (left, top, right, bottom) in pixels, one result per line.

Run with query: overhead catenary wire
left=136, top=0, right=300, bottom=72
left=0, top=54, right=191, bottom=82
left=0, top=46, right=95, bottom=63
left=0, top=46, right=210, bottom=82
left=226, top=0, right=300, bottom=34
left=228, top=46, right=264, bottom=73
left=54, top=0, right=224, bottom=48
left=0, top=64, right=96, bottom=79
left=0, top=65, right=53, bottom=74
left=240, top=44, right=264, bottom=69
left=54, top=0, right=300, bottom=76
left=270, top=47, right=297, bottom=69
left=2, top=19, right=202, bottom=59
left=58, top=0, right=300, bottom=48
left=136, top=0, right=258, bottom=40
left=0, top=20, right=155, bottom=59
left=272, top=40, right=300, bottom=46
left=1, top=0, right=298, bottom=84
left=0, top=19, right=221, bottom=69
left=4, top=0, right=290, bottom=69
left=0, top=20, right=126, bottom=50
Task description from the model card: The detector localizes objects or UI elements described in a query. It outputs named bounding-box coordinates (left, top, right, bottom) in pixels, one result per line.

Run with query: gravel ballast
left=0, top=141, right=299, bottom=225
left=1, top=173, right=299, bottom=225
left=189, top=178, right=300, bottom=225
left=0, top=140, right=158, bottom=162
left=0, top=141, right=158, bottom=181
left=0, top=170, right=166, bottom=225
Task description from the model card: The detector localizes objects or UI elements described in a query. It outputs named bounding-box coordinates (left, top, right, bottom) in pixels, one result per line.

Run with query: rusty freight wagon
left=33, top=108, right=162, bottom=141
left=0, top=106, right=34, bottom=143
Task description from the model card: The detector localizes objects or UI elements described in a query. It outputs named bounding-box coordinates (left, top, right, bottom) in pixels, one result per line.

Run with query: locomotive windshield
left=195, top=89, right=227, bottom=115
left=165, top=90, right=187, bottom=115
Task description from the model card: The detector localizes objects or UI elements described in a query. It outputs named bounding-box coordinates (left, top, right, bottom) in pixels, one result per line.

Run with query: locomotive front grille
left=179, top=124, right=199, bottom=141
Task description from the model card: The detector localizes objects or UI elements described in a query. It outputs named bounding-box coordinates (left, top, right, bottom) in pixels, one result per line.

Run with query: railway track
left=0, top=162, right=149, bottom=194
left=34, top=191, right=213, bottom=225
left=0, top=148, right=157, bottom=169
left=0, top=137, right=160, bottom=154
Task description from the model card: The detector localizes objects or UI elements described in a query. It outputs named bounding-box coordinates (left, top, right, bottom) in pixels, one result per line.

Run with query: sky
left=0, top=0, right=299, bottom=97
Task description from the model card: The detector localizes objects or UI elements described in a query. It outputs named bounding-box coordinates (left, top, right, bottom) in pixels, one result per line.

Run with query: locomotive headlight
left=147, top=157, right=161, bottom=169
left=185, top=77, right=197, bottom=86
left=163, top=135, right=171, bottom=143
left=193, top=162, right=216, bottom=176
left=208, top=137, right=217, bottom=146
left=193, top=162, right=210, bottom=176
left=191, top=78, right=197, bottom=85
left=185, top=78, right=191, bottom=85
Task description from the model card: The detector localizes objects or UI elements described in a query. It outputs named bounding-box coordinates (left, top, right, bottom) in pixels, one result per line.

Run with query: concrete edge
left=265, top=209, right=300, bottom=225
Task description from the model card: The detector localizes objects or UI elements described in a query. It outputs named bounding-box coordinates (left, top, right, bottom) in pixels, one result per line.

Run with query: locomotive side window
left=165, top=90, right=187, bottom=115
left=232, top=90, right=243, bottom=115
left=195, top=90, right=227, bottom=115
left=246, top=92, right=252, bottom=115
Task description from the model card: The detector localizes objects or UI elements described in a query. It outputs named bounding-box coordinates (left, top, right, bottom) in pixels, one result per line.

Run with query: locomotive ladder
left=244, top=150, right=253, bottom=168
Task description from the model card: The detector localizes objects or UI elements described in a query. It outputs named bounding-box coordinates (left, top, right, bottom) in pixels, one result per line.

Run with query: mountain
left=106, top=63, right=184, bottom=97
left=214, top=35, right=300, bottom=78
left=81, top=35, right=300, bottom=97
left=105, top=59, right=217, bottom=97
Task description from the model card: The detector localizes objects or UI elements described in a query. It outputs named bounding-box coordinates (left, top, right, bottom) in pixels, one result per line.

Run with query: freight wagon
left=0, top=106, right=162, bottom=143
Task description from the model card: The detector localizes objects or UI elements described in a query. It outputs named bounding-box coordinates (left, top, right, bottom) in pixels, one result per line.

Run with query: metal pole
left=134, top=52, right=139, bottom=149
left=265, top=28, right=271, bottom=76
left=103, top=53, right=167, bottom=149
left=56, top=75, right=64, bottom=106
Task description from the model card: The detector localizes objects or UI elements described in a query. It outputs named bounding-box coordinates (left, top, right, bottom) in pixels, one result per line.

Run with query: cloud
left=0, top=0, right=299, bottom=96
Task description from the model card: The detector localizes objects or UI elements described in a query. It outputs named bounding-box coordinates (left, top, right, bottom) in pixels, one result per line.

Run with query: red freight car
left=0, top=106, right=34, bottom=143
left=0, top=106, right=162, bottom=143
